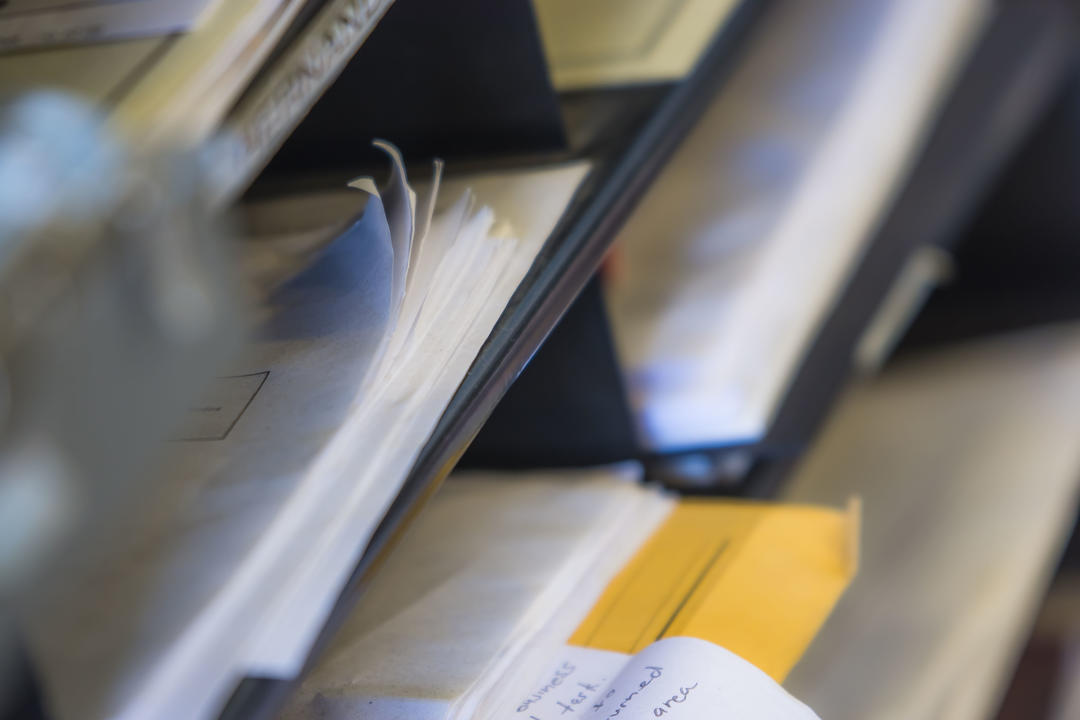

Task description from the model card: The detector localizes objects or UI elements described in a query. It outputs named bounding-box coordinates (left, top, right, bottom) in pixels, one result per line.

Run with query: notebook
left=23, top=147, right=591, bottom=720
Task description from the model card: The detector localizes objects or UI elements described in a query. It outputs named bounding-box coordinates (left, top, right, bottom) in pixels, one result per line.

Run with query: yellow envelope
left=570, top=497, right=860, bottom=681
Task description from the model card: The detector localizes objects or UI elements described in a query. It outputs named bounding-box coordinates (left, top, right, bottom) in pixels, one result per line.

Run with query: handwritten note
left=513, top=646, right=627, bottom=720
left=504, top=638, right=819, bottom=720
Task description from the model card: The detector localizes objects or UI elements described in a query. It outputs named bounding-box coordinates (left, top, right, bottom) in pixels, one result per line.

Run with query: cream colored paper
left=533, top=0, right=740, bottom=90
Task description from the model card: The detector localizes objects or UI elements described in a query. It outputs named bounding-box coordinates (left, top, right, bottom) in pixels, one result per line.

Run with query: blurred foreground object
left=0, top=92, right=242, bottom=605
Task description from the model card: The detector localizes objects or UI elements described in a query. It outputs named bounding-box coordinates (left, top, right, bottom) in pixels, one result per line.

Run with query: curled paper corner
left=371, top=138, right=405, bottom=166
left=344, top=139, right=410, bottom=195
left=371, top=139, right=411, bottom=199
left=347, top=176, right=378, bottom=195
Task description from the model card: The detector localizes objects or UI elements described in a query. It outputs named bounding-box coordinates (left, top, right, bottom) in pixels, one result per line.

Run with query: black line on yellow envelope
left=653, top=539, right=730, bottom=643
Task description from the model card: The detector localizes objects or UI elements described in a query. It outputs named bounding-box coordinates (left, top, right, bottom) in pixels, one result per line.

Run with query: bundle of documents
left=0, top=0, right=224, bottom=51
left=278, top=465, right=859, bottom=720
left=0, top=0, right=396, bottom=196
left=604, top=0, right=987, bottom=450
left=22, top=146, right=591, bottom=720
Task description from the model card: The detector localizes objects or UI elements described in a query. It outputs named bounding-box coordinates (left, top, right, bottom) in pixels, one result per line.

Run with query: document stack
left=22, top=146, right=590, bottom=720
left=278, top=465, right=857, bottom=720
left=4, top=1, right=1075, bottom=719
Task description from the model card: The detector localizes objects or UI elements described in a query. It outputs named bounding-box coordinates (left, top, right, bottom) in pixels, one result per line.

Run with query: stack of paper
left=282, top=466, right=670, bottom=720
left=0, top=0, right=224, bottom=51
left=0, top=0, right=396, bottom=196
left=603, top=0, right=988, bottom=450
left=22, top=146, right=591, bottom=720
left=278, top=465, right=858, bottom=720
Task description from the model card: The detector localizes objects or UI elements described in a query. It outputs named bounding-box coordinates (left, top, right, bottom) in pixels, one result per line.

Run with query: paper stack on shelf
left=283, top=466, right=670, bottom=720
left=216, top=0, right=399, bottom=199
left=0, top=0, right=224, bottom=51
left=0, top=0, right=396, bottom=197
left=278, top=465, right=858, bottom=720
left=603, top=0, right=988, bottom=450
left=22, top=146, right=591, bottom=720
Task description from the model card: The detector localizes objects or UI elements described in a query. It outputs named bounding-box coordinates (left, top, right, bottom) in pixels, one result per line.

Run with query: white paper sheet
left=503, top=639, right=819, bottom=720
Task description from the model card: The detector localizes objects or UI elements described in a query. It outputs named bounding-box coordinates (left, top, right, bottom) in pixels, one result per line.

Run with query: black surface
left=459, top=276, right=641, bottom=468
left=259, top=0, right=566, bottom=176
left=900, top=52, right=1080, bottom=351
left=1, top=644, right=46, bottom=720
